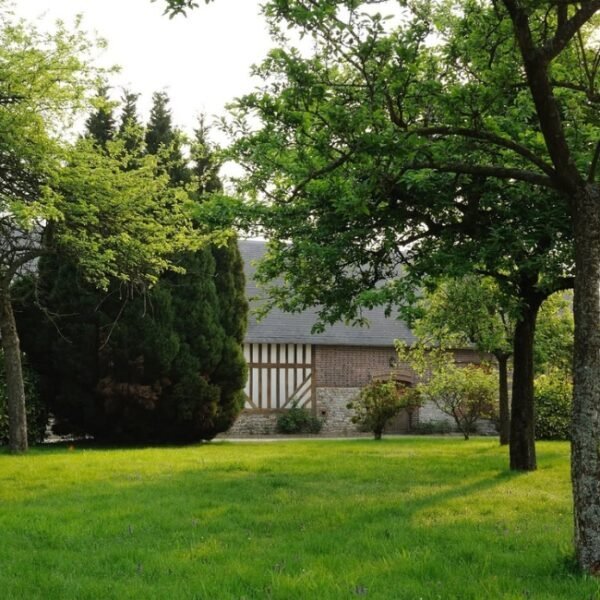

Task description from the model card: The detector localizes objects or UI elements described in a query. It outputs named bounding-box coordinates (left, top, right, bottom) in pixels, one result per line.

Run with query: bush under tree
left=348, top=379, right=421, bottom=440
left=534, top=371, right=572, bottom=441
left=276, top=400, right=323, bottom=434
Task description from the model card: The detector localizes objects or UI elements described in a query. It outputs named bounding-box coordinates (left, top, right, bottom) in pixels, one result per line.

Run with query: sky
left=13, top=0, right=272, bottom=136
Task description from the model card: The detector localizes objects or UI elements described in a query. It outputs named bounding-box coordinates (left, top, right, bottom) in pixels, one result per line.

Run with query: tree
left=0, top=14, right=201, bottom=453
left=415, top=279, right=575, bottom=445
left=348, top=379, right=421, bottom=440
left=118, top=89, right=146, bottom=159
left=220, top=4, right=573, bottom=474
left=16, top=91, right=247, bottom=443
left=414, top=276, right=516, bottom=445
left=398, top=344, right=497, bottom=440
left=84, top=86, right=116, bottom=149
left=161, top=0, right=600, bottom=570
left=534, top=292, right=574, bottom=376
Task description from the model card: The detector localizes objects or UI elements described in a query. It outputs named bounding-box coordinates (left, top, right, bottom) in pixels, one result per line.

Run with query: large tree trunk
left=571, top=182, right=600, bottom=574
left=510, top=300, right=540, bottom=471
left=496, top=353, right=510, bottom=446
left=0, top=287, right=28, bottom=453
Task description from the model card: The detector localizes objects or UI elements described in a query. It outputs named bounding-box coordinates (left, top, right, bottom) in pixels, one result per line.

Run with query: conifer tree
left=84, top=86, right=115, bottom=149
left=118, top=90, right=145, bottom=157
left=18, top=92, right=247, bottom=442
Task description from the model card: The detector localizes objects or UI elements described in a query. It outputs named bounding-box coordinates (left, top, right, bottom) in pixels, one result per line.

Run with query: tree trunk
left=510, top=299, right=540, bottom=471
left=571, top=182, right=600, bottom=574
left=497, top=353, right=510, bottom=446
left=0, top=287, right=28, bottom=453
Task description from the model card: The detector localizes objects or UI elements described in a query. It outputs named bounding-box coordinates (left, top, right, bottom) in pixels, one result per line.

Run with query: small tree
left=420, top=364, right=497, bottom=440
left=398, top=344, right=497, bottom=440
left=348, top=379, right=421, bottom=440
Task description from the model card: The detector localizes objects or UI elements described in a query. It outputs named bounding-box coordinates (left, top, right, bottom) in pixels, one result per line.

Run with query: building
left=228, top=240, right=482, bottom=436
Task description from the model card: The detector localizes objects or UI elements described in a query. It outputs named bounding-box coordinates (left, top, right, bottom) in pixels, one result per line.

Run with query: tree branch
left=410, top=161, right=557, bottom=189
left=543, top=0, right=600, bottom=61
left=412, top=126, right=557, bottom=178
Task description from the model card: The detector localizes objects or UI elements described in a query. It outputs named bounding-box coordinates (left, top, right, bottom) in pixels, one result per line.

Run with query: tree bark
left=0, top=287, right=28, bottom=453
left=510, top=299, right=541, bottom=471
left=571, top=182, right=600, bottom=574
left=497, top=353, right=510, bottom=446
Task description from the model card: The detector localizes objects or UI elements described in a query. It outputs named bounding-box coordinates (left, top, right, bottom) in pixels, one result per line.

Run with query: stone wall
left=419, top=400, right=456, bottom=426
left=315, top=387, right=362, bottom=435
left=224, top=412, right=279, bottom=437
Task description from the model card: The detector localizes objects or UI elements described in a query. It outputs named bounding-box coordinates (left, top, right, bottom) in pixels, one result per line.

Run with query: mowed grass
left=0, top=438, right=598, bottom=600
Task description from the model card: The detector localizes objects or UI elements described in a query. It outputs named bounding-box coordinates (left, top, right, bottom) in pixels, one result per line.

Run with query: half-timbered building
left=228, top=240, right=482, bottom=436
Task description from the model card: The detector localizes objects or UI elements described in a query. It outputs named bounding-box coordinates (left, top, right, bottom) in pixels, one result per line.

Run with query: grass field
left=0, top=437, right=598, bottom=600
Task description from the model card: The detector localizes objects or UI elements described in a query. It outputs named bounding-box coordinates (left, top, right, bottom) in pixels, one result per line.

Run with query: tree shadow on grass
left=0, top=441, right=589, bottom=599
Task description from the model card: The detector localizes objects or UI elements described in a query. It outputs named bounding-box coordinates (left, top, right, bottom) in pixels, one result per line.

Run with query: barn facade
left=227, top=240, right=481, bottom=436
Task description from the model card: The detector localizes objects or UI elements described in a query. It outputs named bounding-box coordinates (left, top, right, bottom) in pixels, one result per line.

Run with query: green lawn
left=0, top=438, right=598, bottom=600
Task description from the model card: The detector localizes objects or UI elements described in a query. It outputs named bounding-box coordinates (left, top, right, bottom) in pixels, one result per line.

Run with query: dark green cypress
left=145, top=91, right=174, bottom=155
left=17, top=92, right=247, bottom=442
left=84, top=86, right=116, bottom=149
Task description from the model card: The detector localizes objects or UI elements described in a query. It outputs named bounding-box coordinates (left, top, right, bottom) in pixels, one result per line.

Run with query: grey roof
left=240, top=239, right=416, bottom=347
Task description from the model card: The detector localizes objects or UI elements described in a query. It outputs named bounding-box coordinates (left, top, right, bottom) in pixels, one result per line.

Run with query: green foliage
left=535, top=371, right=572, bottom=441
left=420, top=363, right=497, bottom=440
left=414, top=276, right=516, bottom=357
left=534, top=293, right=574, bottom=376
left=85, top=86, right=116, bottom=148
left=15, top=88, right=247, bottom=444
left=399, top=344, right=497, bottom=440
left=276, top=400, right=323, bottom=434
left=0, top=353, right=45, bottom=446
left=348, top=379, right=421, bottom=440
left=413, top=419, right=454, bottom=435
left=18, top=244, right=247, bottom=443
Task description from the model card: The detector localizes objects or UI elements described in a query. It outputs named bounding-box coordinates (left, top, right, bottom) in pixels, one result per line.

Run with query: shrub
left=0, top=353, right=46, bottom=446
left=535, top=371, right=572, bottom=440
left=413, top=419, right=454, bottom=435
left=276, top=401, right=323, bottom=434
left=348, top=380, right=421, bottom=440
left=418, top=363, right=497, bottom=440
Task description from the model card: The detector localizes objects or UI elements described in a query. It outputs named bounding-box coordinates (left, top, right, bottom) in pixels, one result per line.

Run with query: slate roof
left=240, top=239, right=416, bottom=347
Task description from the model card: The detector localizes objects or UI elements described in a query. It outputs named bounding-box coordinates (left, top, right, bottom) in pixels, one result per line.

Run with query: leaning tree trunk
left=510, top=300, right=540, bottom=471
left=0, top=286, right=28, bottom=453
left=571, top=182, right=600, bottom=574
left=496, top=353, right=510, bottom=446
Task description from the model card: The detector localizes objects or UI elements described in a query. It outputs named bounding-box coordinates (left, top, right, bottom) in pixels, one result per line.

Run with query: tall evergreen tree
left=146, top=91, right=190, bottom=184
left=191, top=115, right=222, bottom=196
left=118, top=89, right=145, bottom=157
left=84, top=86, right=116, bottom=149
left=145, top=91, right=174, bottom=155
left=17, top=92, right=247, bottom=442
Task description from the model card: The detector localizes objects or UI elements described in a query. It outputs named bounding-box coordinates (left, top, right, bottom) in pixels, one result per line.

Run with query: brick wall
left=314, top=345, right=415, bottom=388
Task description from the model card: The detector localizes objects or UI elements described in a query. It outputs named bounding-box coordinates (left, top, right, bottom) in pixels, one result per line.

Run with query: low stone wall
left=222, top=387, right=363, bottom=437
left=222, top=389, right=496, bottom=437
left=419, top=400, right=456, bottom=426
left=224, top=412, right=279, bottom=437
left=316, top=387, right=362, bottom=436
left=419, top=400, right=497, bottom=435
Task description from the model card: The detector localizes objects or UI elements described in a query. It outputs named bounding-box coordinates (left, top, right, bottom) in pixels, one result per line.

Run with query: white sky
left=13, top=0, right=272, bottom=136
